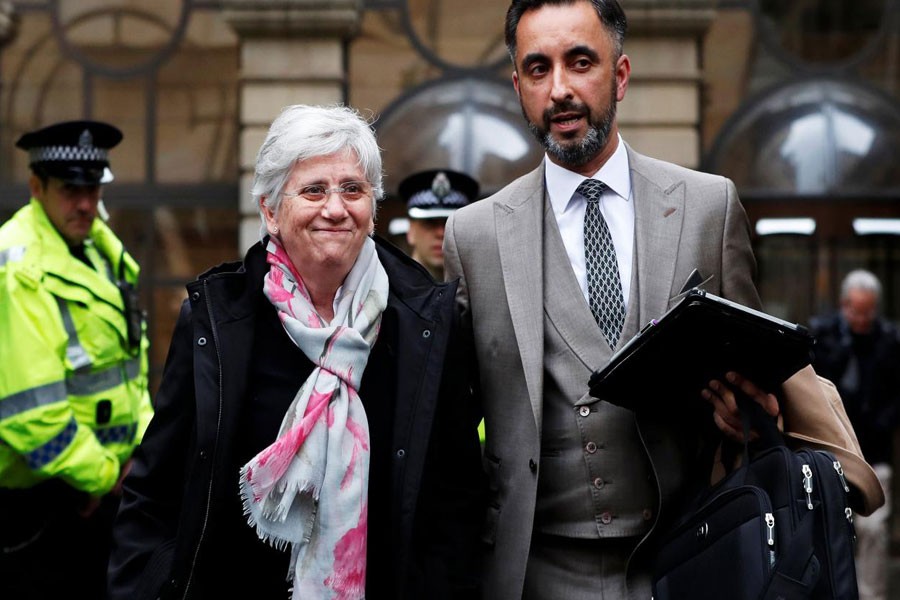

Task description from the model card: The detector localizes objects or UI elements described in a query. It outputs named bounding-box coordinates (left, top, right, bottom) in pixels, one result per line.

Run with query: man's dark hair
left=31, top=165, right=50, bottom=186
left=504, top=0, right=628, bottom=66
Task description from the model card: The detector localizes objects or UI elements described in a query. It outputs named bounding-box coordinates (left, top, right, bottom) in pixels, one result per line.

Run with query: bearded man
left=442, top=1, right=883, bottom=599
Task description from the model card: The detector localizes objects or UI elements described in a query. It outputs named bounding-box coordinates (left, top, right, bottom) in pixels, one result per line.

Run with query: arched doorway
left=707, top=77, right=900, bottom=324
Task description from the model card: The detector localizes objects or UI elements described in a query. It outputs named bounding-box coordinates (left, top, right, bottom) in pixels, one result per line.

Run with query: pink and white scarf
left=239, top=236, right=388, bottom=599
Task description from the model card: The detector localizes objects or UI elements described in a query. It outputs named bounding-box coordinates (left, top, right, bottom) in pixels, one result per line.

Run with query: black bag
left=652, top=403, right=859, bottom=600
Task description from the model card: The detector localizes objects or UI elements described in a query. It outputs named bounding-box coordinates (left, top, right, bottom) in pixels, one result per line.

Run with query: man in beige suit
left=443, top=1, right=883, bottom=599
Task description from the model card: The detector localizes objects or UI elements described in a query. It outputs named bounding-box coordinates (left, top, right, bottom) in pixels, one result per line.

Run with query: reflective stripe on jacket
left=0, top=199, right=153, bottom=495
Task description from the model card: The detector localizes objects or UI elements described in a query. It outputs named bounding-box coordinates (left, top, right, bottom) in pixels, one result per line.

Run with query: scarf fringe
left=240, top=470, right=320, bottom=550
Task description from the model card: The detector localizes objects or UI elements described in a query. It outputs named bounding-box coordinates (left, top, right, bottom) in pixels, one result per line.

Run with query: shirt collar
left=545, top=134, right=632, bottom=214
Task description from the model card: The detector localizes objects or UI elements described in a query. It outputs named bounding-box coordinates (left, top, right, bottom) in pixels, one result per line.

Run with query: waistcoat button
left=578, top=406, right=590, bottom=417
left=197, top=337, right=207, bottom=346
left=585, top=441, right=598, bottom=454
left=593, top=477, right=605, bottom=489
left=600, top=511, right=613, bottom=524
left=529, top=459, right=537, bottom=473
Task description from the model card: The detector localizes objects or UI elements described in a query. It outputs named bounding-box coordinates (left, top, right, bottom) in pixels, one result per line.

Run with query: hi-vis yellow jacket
left=0, top=199, right=152, bottom=496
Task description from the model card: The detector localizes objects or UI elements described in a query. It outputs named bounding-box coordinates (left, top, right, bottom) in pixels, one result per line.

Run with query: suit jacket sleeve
left=720, top=177, right=761, bottom=309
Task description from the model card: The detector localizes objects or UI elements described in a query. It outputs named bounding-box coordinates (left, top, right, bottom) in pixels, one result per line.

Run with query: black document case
left=588, top=289, right=815, bottom=412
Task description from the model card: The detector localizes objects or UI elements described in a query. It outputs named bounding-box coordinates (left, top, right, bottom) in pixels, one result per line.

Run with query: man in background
left=398, top=168, right=478, bottom=280
left=811, top=269, right=900, bottom=600
left=0, top=120, right=153, bottom=599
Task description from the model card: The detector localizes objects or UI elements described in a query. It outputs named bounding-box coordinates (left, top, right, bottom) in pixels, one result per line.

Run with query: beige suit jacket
left=444, top=145, right=881, bottom=600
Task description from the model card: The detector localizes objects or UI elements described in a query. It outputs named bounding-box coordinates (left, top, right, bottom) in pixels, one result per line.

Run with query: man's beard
left=524, top=97, right=617, bottom=167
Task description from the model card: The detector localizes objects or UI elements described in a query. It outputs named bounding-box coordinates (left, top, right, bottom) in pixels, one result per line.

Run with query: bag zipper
left=833, top=459, right=857, bottom=544
left=801, top=464, right=814, bottom=510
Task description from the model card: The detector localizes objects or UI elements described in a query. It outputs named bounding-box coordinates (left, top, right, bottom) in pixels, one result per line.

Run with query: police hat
left=16, top=120, right=122, bottom=185
left=399, top=169, right=479, bottom=219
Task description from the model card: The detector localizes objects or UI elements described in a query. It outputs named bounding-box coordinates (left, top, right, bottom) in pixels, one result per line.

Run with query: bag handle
left=715, top=394, right=784, bottom=486
left=688, top=388, right=786, bottom=505
left=737, top=395, right=784, bottom=461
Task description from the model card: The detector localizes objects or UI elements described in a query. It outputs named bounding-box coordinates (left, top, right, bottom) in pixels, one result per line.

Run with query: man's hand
left=701, top=371, right=781, bottom=442
left=79, top=495, right=102, bottom=518
left=112, top=458, right=133, bottom=496
left=79, top=458, right=133, bottom=518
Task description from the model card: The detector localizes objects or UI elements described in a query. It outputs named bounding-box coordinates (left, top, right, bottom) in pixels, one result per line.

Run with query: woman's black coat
left=108, top=237, right=484, bottom=599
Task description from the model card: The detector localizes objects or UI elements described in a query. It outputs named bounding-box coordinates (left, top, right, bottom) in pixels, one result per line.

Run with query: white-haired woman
left=108, top=105, right=484, bottom=600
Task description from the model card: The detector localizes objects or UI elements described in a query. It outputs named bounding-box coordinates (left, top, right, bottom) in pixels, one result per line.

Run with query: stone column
left=222, top=0, right=362, bottom=252
left=0, top=2, right=16, bottom=45
left=618, top=0, right=717, bottom=168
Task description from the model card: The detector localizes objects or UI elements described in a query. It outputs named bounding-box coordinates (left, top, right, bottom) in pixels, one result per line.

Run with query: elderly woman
left=108, top=105, right=484, bottom=599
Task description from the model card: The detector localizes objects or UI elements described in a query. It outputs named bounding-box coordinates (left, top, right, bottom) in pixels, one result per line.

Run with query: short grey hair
left=253, top=104, right=384, bottom=239
left=840, top=269, right=882, bottom=302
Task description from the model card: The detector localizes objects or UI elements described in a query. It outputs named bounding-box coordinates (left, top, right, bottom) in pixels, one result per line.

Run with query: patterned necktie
left=579, top=178, right=625, bottom=348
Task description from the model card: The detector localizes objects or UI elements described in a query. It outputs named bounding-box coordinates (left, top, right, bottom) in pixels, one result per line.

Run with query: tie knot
left=577, top=179, right=607, bottom=204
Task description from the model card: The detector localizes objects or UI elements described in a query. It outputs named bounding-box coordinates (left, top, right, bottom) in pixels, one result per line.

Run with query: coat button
left=396, top=448, right=406, bottom=458
left=585, top=441, right=598, bottom=454
left=578, top=406, right=590, bottom=417
left=197, top=337, right=207, bottom=346
left=600, top=511, right=613, bottom=524
left=529, top=459, right=537, bottom=473
left=190, top=292, right=200, bottom=302
left=422, top=329, right=431, bottom=338
left=593, top=477, right=605, bottom=489
left=643, top=508, right=654, bottom=521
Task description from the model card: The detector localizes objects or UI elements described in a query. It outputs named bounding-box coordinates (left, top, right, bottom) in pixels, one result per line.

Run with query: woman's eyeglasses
left=282, top=181, right=371, bottom=204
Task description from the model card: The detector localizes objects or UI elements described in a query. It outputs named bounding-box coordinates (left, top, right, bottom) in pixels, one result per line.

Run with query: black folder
left=588, top=289, right=815, bottom=412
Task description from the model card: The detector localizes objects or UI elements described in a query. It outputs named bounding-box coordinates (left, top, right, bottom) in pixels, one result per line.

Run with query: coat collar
left=192, top=235, right=457, bottom=326
left=21, top=199, right=127, bottom=308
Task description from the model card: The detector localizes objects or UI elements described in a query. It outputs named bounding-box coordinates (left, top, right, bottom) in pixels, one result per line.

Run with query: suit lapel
left=496, top=166, right=546, bottom=434
left=542, top=197, right=612, bottom=372
left=494, top=150, right=686, bottom=425
left=628, top=146, right=685, bottom=338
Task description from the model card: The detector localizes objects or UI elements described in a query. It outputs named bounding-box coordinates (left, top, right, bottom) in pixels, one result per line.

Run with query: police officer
left=0, top=121, right=153, bottom=599
left=397, top=168, right=487, bottom=443
left=398, top=169, right=479, bottom=281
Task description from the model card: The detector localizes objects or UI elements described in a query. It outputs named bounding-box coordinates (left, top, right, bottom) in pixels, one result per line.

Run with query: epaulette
left=0, top=245, right=41, bottom=289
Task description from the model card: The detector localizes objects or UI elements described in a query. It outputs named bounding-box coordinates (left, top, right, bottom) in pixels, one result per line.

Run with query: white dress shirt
left=544, top=134, right=634, bottom=306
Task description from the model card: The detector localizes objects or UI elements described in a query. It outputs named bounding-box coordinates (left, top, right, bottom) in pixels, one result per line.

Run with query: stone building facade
left=0, top=0, right=897, bottom=398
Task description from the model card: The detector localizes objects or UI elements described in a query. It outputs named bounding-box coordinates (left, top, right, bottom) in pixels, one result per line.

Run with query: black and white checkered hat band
left=408, top=189, right=468, bottom=209
left=29, top=145, right=108, bottom=163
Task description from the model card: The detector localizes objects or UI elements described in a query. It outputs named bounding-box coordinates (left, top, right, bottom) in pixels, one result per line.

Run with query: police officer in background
left=397, top=168, right=487, bottom=444
left=398, top=169, right=479, bottom=281
left=0, top=121, right=153, bottom=599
